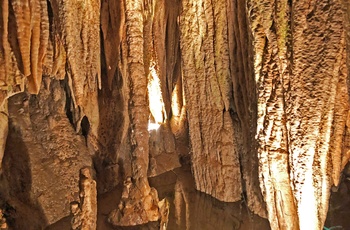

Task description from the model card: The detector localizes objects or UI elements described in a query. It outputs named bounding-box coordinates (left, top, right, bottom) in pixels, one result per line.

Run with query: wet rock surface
left=97, top=167, right=271, bottom=230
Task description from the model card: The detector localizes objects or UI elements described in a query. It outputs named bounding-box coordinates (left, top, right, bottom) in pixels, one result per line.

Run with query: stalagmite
left=71, top=167, right=97, bottom=230
left=107, top=0, right=162, bottom=226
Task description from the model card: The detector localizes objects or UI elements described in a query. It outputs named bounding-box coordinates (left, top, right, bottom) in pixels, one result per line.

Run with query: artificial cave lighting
left=147, top=63, right=166, bottom=131
left=148, top=122, right=161, bottom=131
left=171, top=83, right=181, bottom=117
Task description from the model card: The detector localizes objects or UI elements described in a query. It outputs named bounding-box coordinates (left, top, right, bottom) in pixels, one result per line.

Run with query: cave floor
left=96, top=166, right=271, bottom=230
left=47, top=165, right=350, bottom=230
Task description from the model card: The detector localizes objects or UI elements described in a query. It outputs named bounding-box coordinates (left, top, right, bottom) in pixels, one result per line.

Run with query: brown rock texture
left=71, top=167, right=97, bottom=230
left=3, top=78, right=92, bottom=229
left=248, top=0, right=349, bottom=229
left=0, top=0, right=349, bottom=229
left=227, top=0, right=267, bottom=217
left=180, top=0, right=243, bottom=203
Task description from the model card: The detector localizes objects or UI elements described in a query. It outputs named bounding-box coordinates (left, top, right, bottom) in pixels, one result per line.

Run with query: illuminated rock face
left=0, top=0, right=349, bottom=229
left=180, top=0, right=243, bottom=203
left=249, top=0, right=350, bottom=229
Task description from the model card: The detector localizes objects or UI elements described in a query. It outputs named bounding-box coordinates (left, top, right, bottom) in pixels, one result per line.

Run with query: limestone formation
left=0, top=101, right=8, bottom=174
left=0, top=209, right=8, bottom=230
left=180, top=0, right=242, bottom=203
left=71, top=167, right=97, bottom=230
left=158, top=198, right=170, bottom=230
left=3, top=79, right=93, bottom=228
left=0, top=0, right=350, bottom=229
left=107, top=177, right=159, bottom=226
left=70, top=202, right=83, bottom=230
left=248, top=0, right=349, bottom=229
left=10, top=0, right=49, bottom=94
left=108, top=176, right=170, bottom=227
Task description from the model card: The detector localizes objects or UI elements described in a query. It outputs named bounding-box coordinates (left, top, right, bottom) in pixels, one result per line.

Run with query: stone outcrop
left=148, top=124, right=181, bottom=177
left=3, top=78, right=92, bottom=228
left=108, top=177, right=160, bottom=226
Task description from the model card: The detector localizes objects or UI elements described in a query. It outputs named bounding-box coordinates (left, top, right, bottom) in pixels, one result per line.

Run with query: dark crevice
left=62, top=77, right=74, bottom=126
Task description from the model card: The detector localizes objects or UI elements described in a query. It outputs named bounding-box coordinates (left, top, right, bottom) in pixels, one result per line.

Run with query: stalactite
left=55, top=0, right=101, bottom=106
left=180, top=0, right=242, bottom=202
left=0, top=99, right=8, bottom=174
left=0, top=0, right=25, bottom=99
left=101, top=0, right=123, bottom=89
left=248, top=0, right=349, bottom=229
left=50, top=0, right=101, bottom=136
left=11, top=0, right=31, bottom=77
left=248, top=1, right=298, bottom=228
left=0, top=0, right=26, bottom=174
left=0, top=0, right=10, bottom=89
left=9, top=0, right=49, bottom=94
left=290, top=1, right=347, bottom=228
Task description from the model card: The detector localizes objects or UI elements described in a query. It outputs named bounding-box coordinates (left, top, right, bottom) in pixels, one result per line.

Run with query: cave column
left=125, top=0, right=150, bottom=192
left=107, top=0, right=163, bottom=226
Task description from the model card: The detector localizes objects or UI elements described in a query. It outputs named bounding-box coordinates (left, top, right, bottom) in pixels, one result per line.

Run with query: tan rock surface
left=3, top=78, right=92, bottom=228
left=248, top=0, right=349, bottom=228
left=71, top=167, right=97, bottom=230
left=0, top=0, right=350, bottom=229
left=180, top=0, right=242, bottom=203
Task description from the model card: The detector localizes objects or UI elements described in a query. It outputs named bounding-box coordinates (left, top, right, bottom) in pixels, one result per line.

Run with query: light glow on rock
left=147, top=62, right=166, bottom=131
left=148, top=122, right=161, bottom=131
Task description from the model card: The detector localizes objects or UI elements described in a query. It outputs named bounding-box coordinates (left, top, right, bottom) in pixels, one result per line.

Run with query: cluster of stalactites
left=0, top=0, right=48, bottom=102
left=0, top=0, right=101, bottom=182
left=0, top=0, right=101, bottom=110
left=0, top=0, right=102, bottom=143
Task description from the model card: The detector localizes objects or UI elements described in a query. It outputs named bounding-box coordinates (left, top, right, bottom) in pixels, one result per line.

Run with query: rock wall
left=3, top=78, right=92, bottom=228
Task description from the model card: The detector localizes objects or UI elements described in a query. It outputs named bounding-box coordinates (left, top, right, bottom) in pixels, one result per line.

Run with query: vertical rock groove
left=227, top=0, right=267, bottom=217
left=180, top=0, right=242, bottom=202
left=248, top=0, right=349, bottom=228
left=248, top=0, right=298, bottom=228
left=11, top=0, right=49, bottom=94
left=290, top=1, right=347, bottom=229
